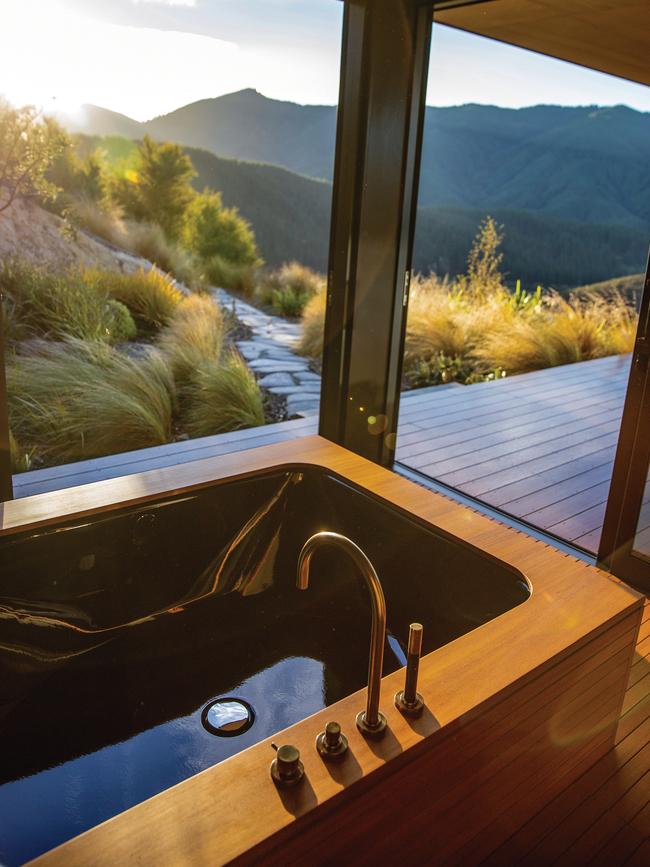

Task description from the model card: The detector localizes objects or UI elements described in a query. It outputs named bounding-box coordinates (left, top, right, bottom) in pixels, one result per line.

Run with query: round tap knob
left=316, top=721, right=349, bottom=761
left=270, top=743, right=304, bottom=787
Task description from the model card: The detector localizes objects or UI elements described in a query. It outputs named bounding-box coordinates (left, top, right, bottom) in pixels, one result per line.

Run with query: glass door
left=599, top=258, right=650, bottom=591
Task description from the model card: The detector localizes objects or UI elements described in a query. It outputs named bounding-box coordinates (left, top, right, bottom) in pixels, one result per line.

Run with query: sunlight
left=0, top=0, right=242, bottom=119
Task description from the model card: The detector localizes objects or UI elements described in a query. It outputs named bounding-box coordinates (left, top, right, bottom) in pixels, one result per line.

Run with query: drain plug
left=201, top=698, right=255, bottom=737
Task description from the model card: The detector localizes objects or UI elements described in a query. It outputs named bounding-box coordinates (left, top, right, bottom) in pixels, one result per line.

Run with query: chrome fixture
left=395, top=622, right=425, bottom=717
left=297, top=531, right=387, bottom=738
left=316, top=721, right=348, bottom=762
left=201, top=698, right=255, bottom=737
left=270, top=743, right=304, bottom=787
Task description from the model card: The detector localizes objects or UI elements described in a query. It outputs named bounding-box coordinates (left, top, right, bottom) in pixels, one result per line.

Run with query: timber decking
left=13, top=354, right=632, bottom=556
left=397, top=353, right=632, bottom=555
left=487, top=595, right=650, bottom=867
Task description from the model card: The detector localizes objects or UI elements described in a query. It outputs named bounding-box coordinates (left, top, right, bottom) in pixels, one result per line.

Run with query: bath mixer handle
left=395, top=623, right=425, bottom=717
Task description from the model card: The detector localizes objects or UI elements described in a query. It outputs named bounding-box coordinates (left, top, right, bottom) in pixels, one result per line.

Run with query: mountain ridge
left=59, top=90, right=650, bottom=228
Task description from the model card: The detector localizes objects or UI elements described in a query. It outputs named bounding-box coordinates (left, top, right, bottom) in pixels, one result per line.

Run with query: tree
left=183, top=190, right=260, bottom=267
left=464, top=216, right=504, bottom=299
left=110, top=135, right=196, bottom=240
left=0, top=100, right=68, bottom=213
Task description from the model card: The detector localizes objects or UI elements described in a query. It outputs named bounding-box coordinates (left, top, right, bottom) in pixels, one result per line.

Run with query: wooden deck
left=14, top=354, right=632, bottom=556
left=397, top=353, right=632, bottom=555
left=487, top=595, right=650, bottom=866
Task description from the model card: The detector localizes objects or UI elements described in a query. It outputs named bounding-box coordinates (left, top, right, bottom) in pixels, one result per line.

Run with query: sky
left=1, top=0, right=649, bottom=120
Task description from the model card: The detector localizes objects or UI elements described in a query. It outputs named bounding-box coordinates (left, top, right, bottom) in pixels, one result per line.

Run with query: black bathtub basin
left=0, top=466, right=530, bottom=864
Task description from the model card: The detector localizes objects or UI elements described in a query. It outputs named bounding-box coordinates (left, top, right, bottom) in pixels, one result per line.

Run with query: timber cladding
left=14, top=436, right=641, bottom=866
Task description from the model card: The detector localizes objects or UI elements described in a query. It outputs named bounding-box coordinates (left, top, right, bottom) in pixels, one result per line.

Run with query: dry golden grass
left=299, top=273, right=636, bottom=381
left=88, top=267, right=183, bottom=330
left=475, top=293, right=636, bottom=373
left=158, top=294, right=225, bottom=386
left=297, top=287, right=326, bottom=357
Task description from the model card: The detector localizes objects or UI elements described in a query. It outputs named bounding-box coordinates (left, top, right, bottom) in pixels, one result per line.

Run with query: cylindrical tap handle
left=395, top=623, right=425, bottom=716
left=404, top=622, right=423, bottom=703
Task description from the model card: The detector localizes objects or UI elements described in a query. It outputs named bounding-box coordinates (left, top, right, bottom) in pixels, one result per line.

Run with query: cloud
left=132, top=0, right=197, bottom=7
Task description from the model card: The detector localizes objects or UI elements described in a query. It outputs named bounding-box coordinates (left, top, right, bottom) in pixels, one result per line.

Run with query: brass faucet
left=297, top=531, right=387, bottom=738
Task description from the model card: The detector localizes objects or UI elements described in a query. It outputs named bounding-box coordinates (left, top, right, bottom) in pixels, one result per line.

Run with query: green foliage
left=269, top=287, right=310, bottom=318
left=47, top=143, right=105, bottom=209
left=158, top=294, right=224, bottom=386
left=183, top=190, right=260, bottom=267
left=406, top=354, right=506, bottom=388
left=256, top=262, right=324, bottom=317
left=107, top=300, right=138, bottom=342
left=0, top=260, right=136, bottom=344
left=89, top=267, right=183, bottom=330
left=7, top=339, right=175, bottom=463
left=110, top=135, right=196, bottom=240
left=183, top=351, right=264, bottom=437
left=0, top=100, right=68, bottom=212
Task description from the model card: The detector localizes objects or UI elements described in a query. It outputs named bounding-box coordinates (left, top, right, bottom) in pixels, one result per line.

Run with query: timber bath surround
left=0, top=436, right=642, bottom=865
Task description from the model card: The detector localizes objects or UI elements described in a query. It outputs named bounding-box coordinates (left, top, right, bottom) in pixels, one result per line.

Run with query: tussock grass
left=183, top=351, right=264, bottom=437
left=0, top=260, right=136, bottom=344
left=8, top=339, right=175, bottom=463
left=89, top=267, right=183, bottom=330
left=158, top=294, right=225, bottom=386
left=298, top=287, right=326, bottom=358
left=298, top=219, right=637, bottom=384
left=257, top=262, right=325, bottom=318
left=475, top=293, right=636, bottom=373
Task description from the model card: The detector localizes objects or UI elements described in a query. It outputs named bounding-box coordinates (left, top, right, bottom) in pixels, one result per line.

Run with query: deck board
left=13, top=354, right=632, bottom=555
left=486, top=596, right=650, bottom=867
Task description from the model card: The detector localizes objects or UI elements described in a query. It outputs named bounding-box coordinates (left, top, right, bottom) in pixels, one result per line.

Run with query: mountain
left=80, top=133, right=647, bottom=285
left=63, top=92, right=650, bottom=228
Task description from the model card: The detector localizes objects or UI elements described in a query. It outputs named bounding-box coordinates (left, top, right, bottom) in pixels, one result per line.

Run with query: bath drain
left=201, top=698, right=255, bottom=737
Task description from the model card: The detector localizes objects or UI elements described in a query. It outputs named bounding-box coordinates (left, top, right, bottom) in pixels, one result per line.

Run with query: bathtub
left=0, top=464, right=530, bottom=864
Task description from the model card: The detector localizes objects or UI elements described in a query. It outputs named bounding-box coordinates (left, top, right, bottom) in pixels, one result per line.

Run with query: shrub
left=183, top=351, right=264, bottom=437
left=256, top=263, right=325, bottom=318
left=201, top=255, right=257, bottom=295
left=7, top=339, right=175, bottom=464
left=108, top=300, right=138, bottom=343
left=90, top=267, right=183, bottom=330
left=109, top=135, right=196, bottom=241
left=0, top=100, right=68, bottom=213
left=0, top=260, right=136, bottom=344
left=158, top=294, right=224, bottom=386
left=183, top=191, right=261, bottom=268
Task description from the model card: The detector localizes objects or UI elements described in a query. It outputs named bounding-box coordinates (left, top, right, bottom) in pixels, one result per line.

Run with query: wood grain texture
left=12, top=435, right=641, bottom=866
left=436, top=0, right=650, bottom=86
left=487, top=597, right=650, bottom=867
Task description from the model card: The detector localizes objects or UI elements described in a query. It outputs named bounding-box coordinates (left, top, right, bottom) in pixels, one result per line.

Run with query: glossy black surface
left=0, top=467, right=530, bottom=864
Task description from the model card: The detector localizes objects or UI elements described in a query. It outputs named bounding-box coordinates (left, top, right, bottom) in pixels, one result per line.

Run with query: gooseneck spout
left=297, top=531, right=387, bottom=737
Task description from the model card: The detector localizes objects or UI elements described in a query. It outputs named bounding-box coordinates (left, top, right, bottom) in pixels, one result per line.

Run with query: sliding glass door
left=599, top=260, right=650, bottom=592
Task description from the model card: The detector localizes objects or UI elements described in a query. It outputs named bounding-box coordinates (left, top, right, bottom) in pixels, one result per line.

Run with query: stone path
left=215, top=288, right=321, bottom=417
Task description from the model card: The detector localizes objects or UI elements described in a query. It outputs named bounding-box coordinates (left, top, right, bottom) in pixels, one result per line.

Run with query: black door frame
left=598, top=254, right=650, bottom=591
left=319, top=0, right=433, bottom=465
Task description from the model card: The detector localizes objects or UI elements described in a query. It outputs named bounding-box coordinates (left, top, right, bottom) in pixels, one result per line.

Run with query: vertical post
left=0, top=297, right=13, bottom=500
left=319, top=0, right=432, bottom=465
